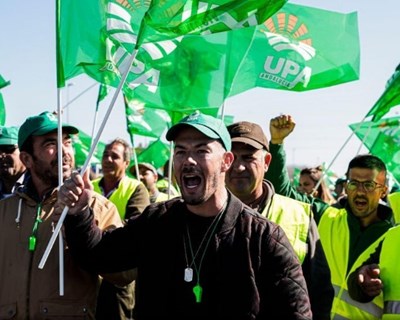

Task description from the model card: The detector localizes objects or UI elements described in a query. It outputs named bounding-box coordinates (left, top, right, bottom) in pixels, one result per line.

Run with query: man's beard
left=31, top=156, right=73, bottom=188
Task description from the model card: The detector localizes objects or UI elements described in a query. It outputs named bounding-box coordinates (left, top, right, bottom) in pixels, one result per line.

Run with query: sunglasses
left=0, top=145, right=18, bottom=154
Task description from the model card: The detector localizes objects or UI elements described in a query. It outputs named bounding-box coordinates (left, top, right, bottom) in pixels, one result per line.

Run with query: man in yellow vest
left=347, top=224, right=400, bottom=319
left=92, top=138, right=150, bottom=320
left=266, top=114, right=395, bottom=319
left=226, top=121, right=333, bottom=319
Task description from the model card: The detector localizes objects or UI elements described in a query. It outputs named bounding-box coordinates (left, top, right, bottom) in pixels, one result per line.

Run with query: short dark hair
left=346, top=154, right=387, bottom=178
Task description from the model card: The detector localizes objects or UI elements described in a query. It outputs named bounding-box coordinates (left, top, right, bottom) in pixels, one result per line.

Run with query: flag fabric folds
left=137, top=0, right=287, bottom=45
left=366, top=64, right=400, bottom=122
left=226, top=3, right=360, bottom=95
left=57, top=0, right=286, bottom=118
left=349, top=117, right=400, bottom=183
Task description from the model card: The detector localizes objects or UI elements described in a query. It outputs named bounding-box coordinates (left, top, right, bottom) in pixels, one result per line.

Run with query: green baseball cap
left=18, top=111, right=79, bottom=148
left=166, top=111, right=231, bottom=151
left=0, top=126, right=19, bottom=146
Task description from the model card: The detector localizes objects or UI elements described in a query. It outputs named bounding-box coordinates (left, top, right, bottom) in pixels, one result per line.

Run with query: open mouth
left=354, top=198, right=367, bottom=209
left=183, top=174, right=202, bottom=190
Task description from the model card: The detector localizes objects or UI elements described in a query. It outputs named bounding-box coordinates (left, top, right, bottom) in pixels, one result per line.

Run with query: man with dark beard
left=0, top=111, right=124, bottom=319
left=59, top=111, right=312, bottom=319
left=0, top=125, right=27, bottom=198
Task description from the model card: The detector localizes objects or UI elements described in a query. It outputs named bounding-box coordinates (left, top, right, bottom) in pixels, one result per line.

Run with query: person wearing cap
left=156, top=159, right=181, bottom=197
left=0, top=125, right=27, bottom=199
left=0, top=111, right=125, bottom=319
left=91, top=137, right=150, bottom=320
left=266, top=114, right=394, bottom=319
left=60, top=110, right=312, bottom=319
left=133, top=162, right=170, bottom=203
left=225, top=121, right=333, bottom=319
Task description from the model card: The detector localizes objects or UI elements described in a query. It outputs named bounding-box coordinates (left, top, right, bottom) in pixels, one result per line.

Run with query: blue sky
left=1, top=0, right=399, bottom=175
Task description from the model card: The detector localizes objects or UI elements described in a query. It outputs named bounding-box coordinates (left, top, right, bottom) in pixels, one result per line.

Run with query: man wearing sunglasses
left=0, top=126, right=27, bottom=199
left=266, top=114, right=395, bottom=320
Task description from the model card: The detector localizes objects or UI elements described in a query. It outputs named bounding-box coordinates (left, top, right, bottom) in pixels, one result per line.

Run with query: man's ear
left=264, top=152, right=272, bottom=171
left=381, top=186, right=389, bottom=199
left=19, top=151, right=33, bottom=169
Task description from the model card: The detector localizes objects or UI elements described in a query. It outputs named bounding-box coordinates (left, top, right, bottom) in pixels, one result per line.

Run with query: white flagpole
left=56, top=86, right=65, bottom=295
left=39, top=48, right=140, bottom=269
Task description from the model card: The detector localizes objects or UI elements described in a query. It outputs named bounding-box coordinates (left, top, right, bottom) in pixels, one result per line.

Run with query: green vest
left=318, top=207, right=385, bottom=319
left=380, top=225, right=400, bottom=319
left=261, top=194, right=310, bottom=263
left=93, top=176, right=140, bottom=220
left=388, top=192, right=400, bottom=224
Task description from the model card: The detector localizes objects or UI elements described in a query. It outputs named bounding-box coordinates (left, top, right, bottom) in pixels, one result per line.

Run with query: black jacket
left=65, top=192, right=312, bottom=319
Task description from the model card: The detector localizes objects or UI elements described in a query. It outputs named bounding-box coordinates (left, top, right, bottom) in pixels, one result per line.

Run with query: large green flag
left=131, top=139, right=171, bottom=172
left=72, top=130, right=106, bottom=168
left=366, top=64, right=400, bottom=122
left=0, top=74, right=10, bottom=125
left=57, top=0, right=285, bottom=88
left=137, top=0, right=287, bottom=45
left=124, top=95, right=171, bottom=138
left=349, top=117, right=400, bottom=183
left=226, top=3, right=360, bottom=95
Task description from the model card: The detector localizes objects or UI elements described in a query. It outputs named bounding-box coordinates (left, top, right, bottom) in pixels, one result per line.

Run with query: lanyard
left=29, top=203, right=42, bottom=251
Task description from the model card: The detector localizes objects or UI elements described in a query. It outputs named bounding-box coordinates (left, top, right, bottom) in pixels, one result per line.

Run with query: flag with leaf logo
left=57, top=0, right=285, bottom=88
left=366, top=64, right=400, bottom=122
left=137, top=0, right=287, bottom=45
left=349, top=117, right=400, bottom=183
left=225, top=3, right=360, bottom=95
left=57, top=0, right=286, bottom=122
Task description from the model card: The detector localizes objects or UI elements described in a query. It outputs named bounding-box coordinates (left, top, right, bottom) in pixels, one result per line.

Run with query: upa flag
left=225, top=3, right=360, bottom=95
left=57, top=0, right=285, bottom=120
left=57, top=0, right=285, bottom=87
left=137, top=0, right=287, bottom=45
left=349, top=117, right=400, bottom=183
left=366, top=64, right=400, bottom=122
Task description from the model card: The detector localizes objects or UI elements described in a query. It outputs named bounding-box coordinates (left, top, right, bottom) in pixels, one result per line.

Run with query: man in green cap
left=59, top=110, right=312, bottom=319
left=0, top=125, right=27, bottom=198
left=0, top=111, right=126, bottom=319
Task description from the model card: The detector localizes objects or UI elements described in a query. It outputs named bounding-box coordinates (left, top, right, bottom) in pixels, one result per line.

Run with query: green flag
left=366, top=64, right=400, bottom=122
left=349, top=117, right=400, bottom=183
left=124, top=95, right=171, bottom=138
left=133, top=139, right=170, bottom=171
left=137, top=0, right=287, bottom=45
left=57, top=0, right=285, bottom=111
left=72, top=130, right=106, bottom=168
left=0, top=74, right=10, bottom=125
left=96, top=83, right=109, bottom=110
left=225, top=3, right=360, bottom=95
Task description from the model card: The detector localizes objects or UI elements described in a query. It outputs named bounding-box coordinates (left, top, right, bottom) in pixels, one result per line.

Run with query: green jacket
left=265, top=143, right=329, bottom=224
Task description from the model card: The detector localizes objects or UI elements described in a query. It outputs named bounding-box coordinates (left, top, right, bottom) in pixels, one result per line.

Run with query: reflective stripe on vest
left=318, top=207, right=385, bottom=319
left=93, top=176, right=140, bottom=219
left=380, top=225, right=400, bottom=319
left=383, top=301, right=400, bottom=320
left=262, top=194, right=310, bottom=263
left=388, top=192, right=400, bottom=224
left=331, top=284, right=383, bottom=319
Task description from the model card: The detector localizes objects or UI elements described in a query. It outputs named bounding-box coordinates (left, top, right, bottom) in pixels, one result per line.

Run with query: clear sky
left=1, top=0, right=399, bottom=176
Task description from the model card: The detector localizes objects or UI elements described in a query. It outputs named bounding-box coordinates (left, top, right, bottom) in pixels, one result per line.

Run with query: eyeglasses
left=0, top=145, right=17, bottom=154
left=346, top=180, right=384, bottom=193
